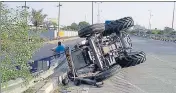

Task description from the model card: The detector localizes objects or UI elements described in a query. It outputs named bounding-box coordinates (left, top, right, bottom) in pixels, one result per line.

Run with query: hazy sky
left=3, top=1, right=176, bottom=30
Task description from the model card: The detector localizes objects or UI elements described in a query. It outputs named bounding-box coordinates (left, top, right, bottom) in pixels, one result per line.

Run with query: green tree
left=0, top=3, right=44, bottom=85
left=133, top=24, right=146, bottom=31
left=51, top=21, right=57, bottom=28
left=67, top=26, right=72, bottom=30
left=43, top=20, right=57, bottom=30
left=151, top=30, right=160, bottom=34
left=78, top=21, right=90, bottom=30
left=31, top=9, right=47, bottom=31
left=70, top=22, right=78, bottom=30
left=158, top=30, right=164, bottom=35
left=43, top=21, right=51, bottom=29
left=169, top=31, right=176, bottom=35
left=146, top=31, right=152, bottom=34
left=60, top=25, right=67, bottom=30
left=129, top=30, right=137, bottom=34
left=164, top=27, right=174, bottom=32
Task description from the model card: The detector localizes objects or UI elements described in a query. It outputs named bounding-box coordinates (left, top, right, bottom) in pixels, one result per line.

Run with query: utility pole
left=0, top=2, right=2, bottom=93
left=22, top=1, right=29, bottom=24
left=57, top=2, right=62, bottom=31
left=22, top=1, right=29, bottom=41
left=148, top=10, right=153, bottom=30
left=95, top=2, right=102, bottom=23
left=92, top=1, right=93, bottom=25
left=85, top=14, right=87, bottom=22
left=172, top=1, right=175, bottom=29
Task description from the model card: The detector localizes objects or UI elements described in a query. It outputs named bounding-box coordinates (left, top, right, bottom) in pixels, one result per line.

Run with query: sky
left=3, top=1, right=176, bottom=30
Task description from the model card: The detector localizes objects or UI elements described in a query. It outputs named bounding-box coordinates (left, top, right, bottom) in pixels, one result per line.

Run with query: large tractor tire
left=78, top=23, right=105, bottom=38
left=116, top=51, right=146, bottom=68
left=78, top=17, right=134, bottom=38
left=103, top=17, right=134, bottom=36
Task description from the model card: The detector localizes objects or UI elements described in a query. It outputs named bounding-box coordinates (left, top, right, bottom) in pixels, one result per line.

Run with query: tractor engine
left=77, top=33, right=125, bottom=71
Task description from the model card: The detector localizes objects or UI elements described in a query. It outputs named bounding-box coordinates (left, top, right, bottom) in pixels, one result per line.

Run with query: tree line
left=61, top=21, right=90, bottom=31
left=31, top=8, right=90, bottom=31
left=130, top=24, right=176, bottom=37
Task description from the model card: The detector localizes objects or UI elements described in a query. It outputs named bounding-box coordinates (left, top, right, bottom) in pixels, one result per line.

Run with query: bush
left=151, top=30, right=160, bottom=34
left=0, top=3, right=44, bottom=85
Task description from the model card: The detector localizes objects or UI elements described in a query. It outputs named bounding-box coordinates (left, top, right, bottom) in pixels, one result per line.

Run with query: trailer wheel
left=62, top=77, right=69, bottom=86
left=67, top=71, right=76, bottom=81
left=74, top=79, right=81, bottom=86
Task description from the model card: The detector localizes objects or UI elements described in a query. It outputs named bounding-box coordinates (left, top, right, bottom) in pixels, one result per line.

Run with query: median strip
left=133, top=34, right=176, bottom=43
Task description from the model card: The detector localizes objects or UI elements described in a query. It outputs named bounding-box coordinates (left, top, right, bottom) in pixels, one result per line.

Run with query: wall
left=40, top=29, right=57, bottom=40
left=58, top=30, right=78, bottom=37
left=40, top=29, right=78, bottom=40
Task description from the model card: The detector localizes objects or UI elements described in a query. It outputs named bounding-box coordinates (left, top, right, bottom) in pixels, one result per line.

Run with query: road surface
left=32, top=38, right=84, bottom=61
left=60, top=36, right=176, bottom=93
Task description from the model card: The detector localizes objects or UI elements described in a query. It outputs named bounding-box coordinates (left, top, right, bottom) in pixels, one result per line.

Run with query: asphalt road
left=62, top=36, right=176, bottom=93
left=32, top=38, right=85, bottom=61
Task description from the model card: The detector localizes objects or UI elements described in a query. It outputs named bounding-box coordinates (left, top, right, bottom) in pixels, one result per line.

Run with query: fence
left=2, top=52, right=67, bottom=93
left=29, top=52, right=66, bottom=73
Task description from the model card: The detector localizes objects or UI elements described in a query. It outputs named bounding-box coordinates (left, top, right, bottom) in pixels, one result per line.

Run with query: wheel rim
left=121, top=31, right=132, bottom=49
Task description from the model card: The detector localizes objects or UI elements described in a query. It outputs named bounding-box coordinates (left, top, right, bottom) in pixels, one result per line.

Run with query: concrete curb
left=33, top=56, right=68, bottom=93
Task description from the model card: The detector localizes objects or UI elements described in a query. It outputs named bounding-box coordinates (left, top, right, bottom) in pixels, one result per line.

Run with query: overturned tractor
left=63, top=17, right=146, bottom=87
